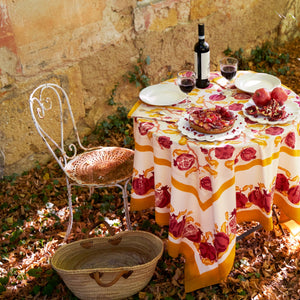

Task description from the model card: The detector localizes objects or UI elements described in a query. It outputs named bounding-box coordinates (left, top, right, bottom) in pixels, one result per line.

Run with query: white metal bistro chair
left=29, top=83, right=134, bottom=240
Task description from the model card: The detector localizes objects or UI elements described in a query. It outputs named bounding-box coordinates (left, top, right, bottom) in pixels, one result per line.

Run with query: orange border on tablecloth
left=154, top=156, right=172, bottom=167
left=131, top=194, right=155, bottom=211
left=171, top=176, right=235, bottom=211
left=156, top=212, right=170, bottom=226
left=235, top=151, right=280, bottom=172
left=236, top=209, right=273, bottom=231
left=280, top=145, right=300, bottom=157
left=168, top=240, right=236, bottom=293
left=128, top=100, right=143, bottom=117
left=235, top=147, right=300, bottom=173
left=274, top=193, right=300, bottom=224
left=134, top=142, right=153, bottom=152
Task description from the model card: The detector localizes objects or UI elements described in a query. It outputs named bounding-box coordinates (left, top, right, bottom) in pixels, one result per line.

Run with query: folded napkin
left=211, top=75, right=229, bottom=88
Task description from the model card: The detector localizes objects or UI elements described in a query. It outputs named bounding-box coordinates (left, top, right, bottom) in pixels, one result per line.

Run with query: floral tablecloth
left=128, top=71, right=300, bottom=292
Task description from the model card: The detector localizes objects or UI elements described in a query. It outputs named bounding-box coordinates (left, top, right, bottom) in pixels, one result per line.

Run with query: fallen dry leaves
left=0, top=146, right=299, bottom=300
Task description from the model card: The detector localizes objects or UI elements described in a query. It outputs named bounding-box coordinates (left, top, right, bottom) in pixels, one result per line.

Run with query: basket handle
left=80, top=220, right=122, bottom=249
left=99, top=220, right=116, bottom=236
left=90, top=270, right=133, bottom=287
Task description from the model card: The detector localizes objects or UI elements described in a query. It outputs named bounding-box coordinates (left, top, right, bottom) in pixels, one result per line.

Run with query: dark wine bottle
left=194, top=23, right=210, bottom=88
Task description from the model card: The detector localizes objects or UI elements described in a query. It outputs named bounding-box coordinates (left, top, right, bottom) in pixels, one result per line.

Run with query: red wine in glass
left=179, top=78, right=195, bottom=93
left=221, top=65, right=237, bottom=80
left=177, top=70, right=196, bottom=108
left=219, top=57, right=238, bottom=95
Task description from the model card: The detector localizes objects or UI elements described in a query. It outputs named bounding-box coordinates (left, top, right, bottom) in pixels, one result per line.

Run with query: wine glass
left=219, top=57, right=238, bottom=95
left=177, top=70, right=196, bottom=109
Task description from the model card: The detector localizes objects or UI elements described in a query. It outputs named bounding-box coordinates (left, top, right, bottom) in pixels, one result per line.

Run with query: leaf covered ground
left=1, top=160, right=299, bottom=300
left=0, top=38, right=299, bottom=299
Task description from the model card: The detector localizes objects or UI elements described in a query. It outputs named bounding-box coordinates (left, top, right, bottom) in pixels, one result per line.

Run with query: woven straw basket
left=51, top=228, right=163, bottom=300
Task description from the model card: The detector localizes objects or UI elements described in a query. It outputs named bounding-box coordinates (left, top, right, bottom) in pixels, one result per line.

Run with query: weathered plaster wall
left=0, top=0, right=299, bottom=176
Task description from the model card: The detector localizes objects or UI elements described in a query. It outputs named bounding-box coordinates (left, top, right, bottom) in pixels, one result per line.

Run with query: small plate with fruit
left=235, top=73, right=281, bottom=94
left=242, top=87, right=299, bottom=124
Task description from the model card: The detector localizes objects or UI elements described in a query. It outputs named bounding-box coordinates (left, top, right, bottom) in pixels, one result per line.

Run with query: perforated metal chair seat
left=65, top=147, right=134, bottom=185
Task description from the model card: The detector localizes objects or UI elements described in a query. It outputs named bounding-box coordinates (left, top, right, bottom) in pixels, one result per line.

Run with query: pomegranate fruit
left=271, top=87, right=288, bottom=106
left=252, top=88, right=271, bottom=107
left=173, top=153, right=195, bottom=170
left=199, top=242, right=217, bottom=261
left=155, top=185, right=171, bottom=208
left=236, top=191, right=248, bottom=208
left=169, top=214, right=186, bottom=238
left=183, top=224, right=202, bottom=243
left=213, top=232, right=230, bottom=254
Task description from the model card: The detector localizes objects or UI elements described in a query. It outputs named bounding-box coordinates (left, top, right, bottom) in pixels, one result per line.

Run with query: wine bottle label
left=194, top=51, right=210, bottom=80
left=201, top=51, right=210, bottom=79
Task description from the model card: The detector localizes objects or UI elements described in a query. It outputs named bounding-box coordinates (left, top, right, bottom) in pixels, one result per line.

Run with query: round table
left=128, top=71, right=300, bottom=292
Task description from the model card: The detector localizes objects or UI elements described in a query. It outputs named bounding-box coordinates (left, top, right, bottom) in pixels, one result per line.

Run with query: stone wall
left=0, top=0, right=299, bottom=176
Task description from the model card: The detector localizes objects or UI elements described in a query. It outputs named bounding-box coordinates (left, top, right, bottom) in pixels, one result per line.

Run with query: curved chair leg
left=63, top=178, right=132, bottom=240
left=116, top=178, right=132, bottom=230
left=64, top=177, right=74, bottom=241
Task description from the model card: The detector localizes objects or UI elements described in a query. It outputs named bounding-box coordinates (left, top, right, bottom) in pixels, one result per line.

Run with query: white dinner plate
left=242, top=99, right=299, bottom=124
left=139, top=83, right=186, bottom=106
left=235, top=73, right=281, bottom=93
left=177, top=113, right=245, bottom=142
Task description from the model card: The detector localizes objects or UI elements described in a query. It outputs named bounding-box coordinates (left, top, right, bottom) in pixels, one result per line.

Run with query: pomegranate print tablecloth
left=128, top=72, right=300, bottom=292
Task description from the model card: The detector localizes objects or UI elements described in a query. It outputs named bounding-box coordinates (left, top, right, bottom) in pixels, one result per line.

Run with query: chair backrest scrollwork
left=29, top=83, right=91, bottom=172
